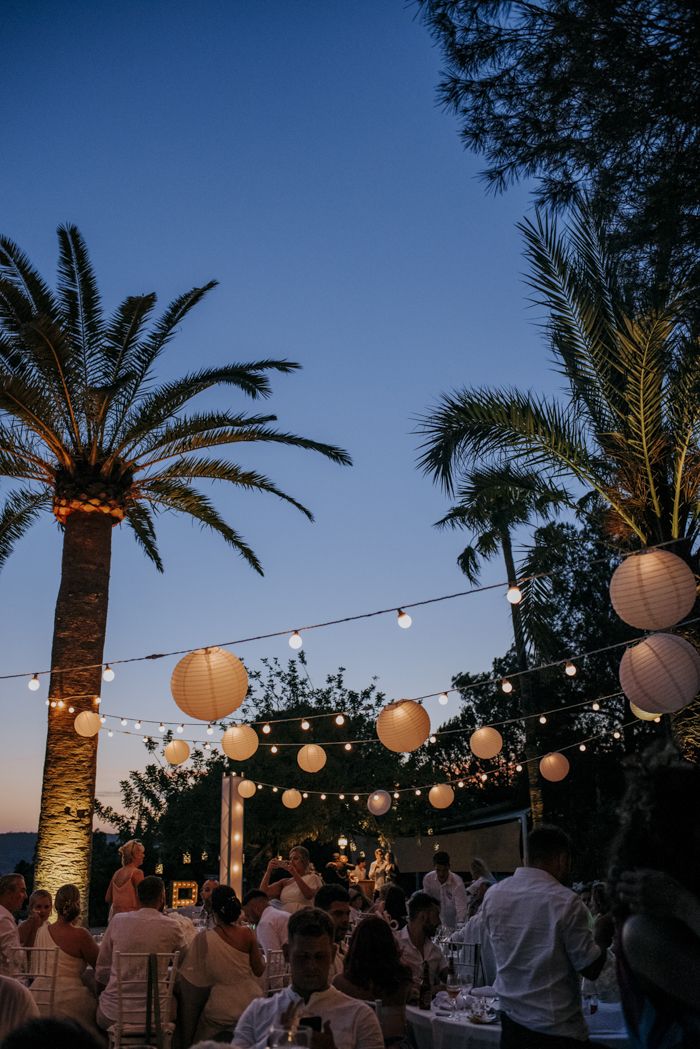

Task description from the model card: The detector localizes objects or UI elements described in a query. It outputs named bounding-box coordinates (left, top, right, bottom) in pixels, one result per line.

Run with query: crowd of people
left=0, top=742, right=697, bottom=1048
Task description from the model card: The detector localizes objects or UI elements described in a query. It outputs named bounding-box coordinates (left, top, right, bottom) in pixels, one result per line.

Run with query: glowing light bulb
left=592, top=702, right=600, bottom=712
left=353, top=794, right=359, bottom=802
left=579, top=744, right=586, bottom=752
left=45, top=699, right=50, bottom=706
left=100, top=715, right=106, bottom=724
left=206, top=723, right=214, bottom=735
left=289, top=631, right=303, bottom=650
left=397, top=609, right=412, bottom=629
left=102, top=664, right=115, bottom=682
left=429, top=735, right=437, bottom=744
left=654, top=717, right=661, bottom=723
left=177, top=724, right=184, bottom=734
left=301, top=719, right=310, bottom=731
left=344, top=742, right=352, bottom=751
left=457, top=780, right=465, bottom=788
left=415, top=789, right=421, bottom=796
left=262, top=723, right=271, bottom=734
left=516, top=763, right=523, bottom=772
left=539, top=715, right=547, bottom=724
left=108, top=729, right=113, bottom=738
left=321, top=793, right=327, bottom=800
left=28, top=674, right=40, bottom=691
left=501, top=678, right=513, bottom=694
left=335, top=714, right=345, bottom=726
left=613, top=730, right=621, bottom=739
left=204, top=741, right=211, bottom=750
left=134, top=720, right=141, bottom=730
left=120, top=718, right=127, bottom=726
left=159, top=723, right=165, bottom=732
left=94, top=696, right=101, bottom=705
left=50, top=701, right=56, bottom=708
left=339, top=793, right=345, bottom=800
left=68, top=706, right=75, bottom=714
left=506, top=585, right=523, bottom=605
left=564, top=661, right=577, bottom=677
left=143, top=735, right=148, bottom=742
left=271, top=745, right=278, bottom=754
left=303, top=792, right=309, bottom=799
left=480, top=773, right=488, bottom=782
left=57, top=700, right=64, bottom=709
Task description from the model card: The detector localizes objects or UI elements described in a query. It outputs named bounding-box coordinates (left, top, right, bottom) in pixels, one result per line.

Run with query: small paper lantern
left=539, top=752, right=570, bottom=782
left=367, top=790, right=392, bottom=816
left=238, top=778, right=257, bottom=798
left=629, top=702, right=661, bottom=722
left=221, top=724, right=259, bottom=760
left=297, top=744, right=327, bottom=773
left=428, top=783, right=455, bottom=809
left=376, top=699, right=430, bottom=753
left=282, top=788, right=302, bottom=809
left=164, top=739, right=190, bottom=766
left=469, top=727, right=503, bottom=759
left=171, top=646, right=248, bottom=721
left=610, top=550, right=696, bottom=630
left=619, top=633, right=700, bottom=713
left=74, top=711, right=101, bottom=737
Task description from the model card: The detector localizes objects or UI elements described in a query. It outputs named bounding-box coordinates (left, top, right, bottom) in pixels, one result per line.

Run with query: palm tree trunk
left=501, top=531, right=544, bottom=827
left=34, top=512, right=113, bottom=911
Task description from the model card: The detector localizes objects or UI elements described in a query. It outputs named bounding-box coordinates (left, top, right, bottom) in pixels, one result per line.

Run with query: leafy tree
left=418, top=0, right=700, bottom=292
left=0, top=226, right=351, bottom=903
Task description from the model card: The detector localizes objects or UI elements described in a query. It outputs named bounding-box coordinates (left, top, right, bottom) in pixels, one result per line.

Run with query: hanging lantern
left=367, top=790, right=392, bottom=816
left=539, top=752, right=570, bottom=782
left=469, top=726, right=503, bottom=759
left=609, top=550, right=696, bottom=630
left=428, top=784, right=455, bottom=809
left=619, top=633, right=700, bottom=713
left=171, top=646, right=248, bottom=721
left=238, top=778, right=257, bottom=798
left=629, top=701, right=661, bottom=722
left=74, top=711, right=101, bottom=737
left=297, top=744, right=327, bottom=773
left=221, top=724, right=259, bottom=760
left=282, top=788, right=302, bottom=809
left=164, top=740, right=190, bottom=766
left=376, top=699, right=430, bottom=753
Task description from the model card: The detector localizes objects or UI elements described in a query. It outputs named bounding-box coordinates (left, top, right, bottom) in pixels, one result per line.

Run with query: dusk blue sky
left=1, top=1, right=563, bottom=831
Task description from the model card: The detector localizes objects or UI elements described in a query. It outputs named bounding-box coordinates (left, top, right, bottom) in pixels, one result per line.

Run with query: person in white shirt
left=397, top=891, right=448, bottom=1000
left=242, top=889, right=290, bottom=954
left=95, top=875, right=187, bottom=1031
left=480, top=825, right=607, bottom=1048
left=0, top=972, right=39, bottom=1039
left=314, top=884, right=351, bottom=977
left=422, top=851, right=468, bottom=930
left=0, top=874, right=27, bottom=975
left=232, top=907, right=383, bottom=1049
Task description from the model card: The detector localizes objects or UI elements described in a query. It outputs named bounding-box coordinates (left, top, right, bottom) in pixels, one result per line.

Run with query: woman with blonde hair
left=260, top=846, right=322, bottom=914
left=105, top=839, right=145, bottom=918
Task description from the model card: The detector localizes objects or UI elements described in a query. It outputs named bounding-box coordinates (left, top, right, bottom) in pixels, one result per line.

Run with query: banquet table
left=406, top=1002, right=630, bottom=1049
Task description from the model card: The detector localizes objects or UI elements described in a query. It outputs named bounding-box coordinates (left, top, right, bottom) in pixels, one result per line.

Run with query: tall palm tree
left=0, top=226, right=351, bottom=902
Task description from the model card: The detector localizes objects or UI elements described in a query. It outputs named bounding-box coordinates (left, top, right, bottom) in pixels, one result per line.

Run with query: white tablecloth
left=407, top=1003, right=630, bottom=1049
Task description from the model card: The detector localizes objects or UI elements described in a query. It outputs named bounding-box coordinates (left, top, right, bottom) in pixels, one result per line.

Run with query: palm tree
left=0, top=226, right=351, bottom=902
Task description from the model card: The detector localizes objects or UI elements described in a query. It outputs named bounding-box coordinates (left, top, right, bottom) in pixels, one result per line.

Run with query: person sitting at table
left=0, top=874, right=27, bottom=975
left=334, top=914, right=412, bottom=1005
left=348, top=886, right=372, bottom=916
left=372, top=883, right=408, bottom=930
left=314, top=884, right=352, bottom=976
left=18, top=890, right=53, bottom=949
left=422, top=851, right=468, bottom=930
left=397, top=892, right=448, bottom=1001
left=241, top=889, right=290, bottom=955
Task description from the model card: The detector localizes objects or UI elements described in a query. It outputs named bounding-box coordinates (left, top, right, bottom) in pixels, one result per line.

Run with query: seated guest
left=397, top=892, right=448, bottom=1000
left=199, top=878, right=219, bottom=928
left=422, top=851, right=468, bottom=930
left=18, top=890, right=53, bottom=948
left=0, top=874, right=28, bottom=974
left=32, top=884, right=101, bottom=1040
left=314, top=884, right=351, bottom=975
left=0, top=974, right=39, bottom=1041
left=242, top=889, right=290, bottom=954
left=95, top=875, right=186, bottom=1032
left=334, top=915, right=412, bottom=1006
left=232, top=907, right=383, bottom=1049
left=372, top=883, right=407, bottom=930
left=260, top=846, right=322, bottom=914
left=348, top=886, right=372, bottom=915
left=178, top=885, right=264, bottom=1044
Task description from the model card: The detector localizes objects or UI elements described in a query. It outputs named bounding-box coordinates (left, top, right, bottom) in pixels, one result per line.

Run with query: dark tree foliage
left=418, top=0, right=700, bottom=290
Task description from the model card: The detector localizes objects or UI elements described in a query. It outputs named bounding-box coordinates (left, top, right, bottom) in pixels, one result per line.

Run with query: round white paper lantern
left=539, top=752, right=570, bottom=782
left=297, top=744, right=327, bottom=773
left=282, top=788, right=302, bottom=809
left=469, top=726, right=503, bottom=759
left=74, top=711, right=101, bottom=737
left=376, top=699, right=430, bottom=753
left=171, top=646, right=248, bottom=721
left=610, top=550, right=696, bottom=630
left=619, top=633, right=700, bottom=713
left=629, top=702, right=661, bottom=722
left=238, top=778, right=257, bottom=798
left=428, top=783, right=455, bottom=809
left=164, top=739, right=190, bottom=766
left=221, top=724, right=259, bottom=760
left=367, top=790, right=392, bottom=816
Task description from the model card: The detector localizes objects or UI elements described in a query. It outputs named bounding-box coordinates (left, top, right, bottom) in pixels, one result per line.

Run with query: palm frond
left=123, top=501, right=163, bottom=572
left=0, top=374, right=71, bottom=465
left=56, top=224, right=103, bottom=390
left=0, top=235, right=56, bottom=316
left=0, top=487, right=51, bottom=571
left=456, top=545, right=481, bottom=584
left=125, top=282, right=219, bottom=380
left=125, top=411, right=279, bottom=458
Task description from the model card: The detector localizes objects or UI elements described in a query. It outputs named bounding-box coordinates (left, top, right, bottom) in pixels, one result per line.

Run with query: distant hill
left=0, top=833, right=36, bottom=872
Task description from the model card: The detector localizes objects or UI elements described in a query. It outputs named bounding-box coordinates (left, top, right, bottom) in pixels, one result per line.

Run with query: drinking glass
left=445, top=973, right=462, bottom=1018
left=267, top=1026, right=311, bottom=1048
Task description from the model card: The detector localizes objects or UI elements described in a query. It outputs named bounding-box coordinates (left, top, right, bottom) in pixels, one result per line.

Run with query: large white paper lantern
left=610, top=550, right=696, bottom=630
left=164, top=739, right=190, bottom=766
left=238, top=779, right=257, bottom=798
left=619, top=633, right=700, bottom=713
left=171, top=646, right=248, bottom=721
left=429, top=783, right=455, bottom=809
left=74, top=711, right=101, bottom=737
left=297, top=744, right=327, bottom=773
left=221, top=724, right=259, bottom=760
left=367, top=790, right=392, bottom=816
left=376, top=699, right=430, bottom=753
left=629, top=702, right=661, bottom=722
left=539, top=752, right=570, bottom=782
left=469, top=726, right=503, bottom=759
left=282, top=788, right=302, bottom=809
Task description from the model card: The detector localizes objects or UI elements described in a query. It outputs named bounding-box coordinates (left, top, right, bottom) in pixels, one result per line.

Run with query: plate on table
left=467, top=1009, right=498, bottom=1025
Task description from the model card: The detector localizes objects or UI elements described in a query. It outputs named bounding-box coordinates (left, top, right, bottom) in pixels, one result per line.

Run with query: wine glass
left=445, top=972, right=462, bottom=1018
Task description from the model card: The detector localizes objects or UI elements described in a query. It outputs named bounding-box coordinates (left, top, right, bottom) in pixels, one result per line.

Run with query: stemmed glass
left=445, top=972, right=462, bottom=1019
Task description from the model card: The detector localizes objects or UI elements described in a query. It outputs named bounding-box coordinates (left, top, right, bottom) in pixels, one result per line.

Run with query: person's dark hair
left=528, top=825, right=572, bottom=865
left=288, top=906, right=334, bottom=944
left=349, top=887, right=371, bottom=912
left=54, top=884, right=80, bottom=923
left=315, top=883, right=350, bottom=911
left=591, top=882, right=610, bottom=915
left=343, top=915, right=412, bottom=995
left=382, top=884, right=407, bottom=927
left=242, top=888, right=268, bottom=906
left=211, top=884, right=241, bottom=925
left=137, top=876, right=165, bottom=907
left=433, top=851, right=450, bottom=866
left=1, top=1018, right=102, bottom=1049
left=408, top=890, right=439, bottom=921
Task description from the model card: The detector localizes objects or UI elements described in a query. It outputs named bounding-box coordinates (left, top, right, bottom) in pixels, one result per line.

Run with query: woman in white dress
left=259, top=846, right=322, bottom=914
left=32, top=884, right=102, bottom=1042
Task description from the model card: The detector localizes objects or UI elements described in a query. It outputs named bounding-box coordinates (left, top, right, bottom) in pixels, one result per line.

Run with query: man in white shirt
left=422, top=851, right=468, bottom=929
left=397, top=891, right=449, bottom=999
left=242, top=889, right=290, bottom=954
left=232, top=907, right=383, bottom=1049
left=95, top=875, right=186, bottom=1031
left=0, top=874, right=27, bottom=975
left=0, top=973, right=39, bottom=1039
left=480, top=826, right=607, bottom=1048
